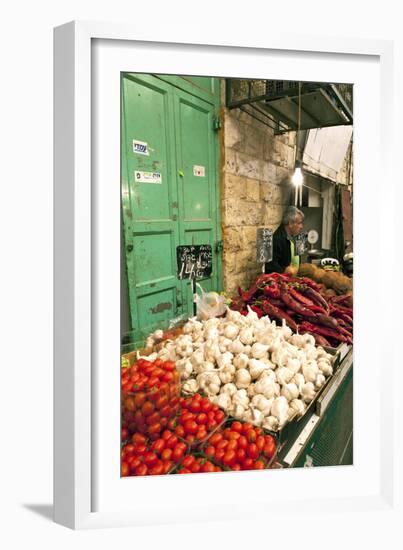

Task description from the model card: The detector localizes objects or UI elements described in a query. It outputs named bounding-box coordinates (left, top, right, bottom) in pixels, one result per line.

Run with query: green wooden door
left=121, top=74, right=221, bottom=342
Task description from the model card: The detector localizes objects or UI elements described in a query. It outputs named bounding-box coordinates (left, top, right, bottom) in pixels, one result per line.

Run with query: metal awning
left=226, top=80, right=353, bottom=134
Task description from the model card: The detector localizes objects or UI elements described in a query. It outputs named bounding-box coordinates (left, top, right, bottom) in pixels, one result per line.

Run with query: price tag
left=176, top=245, right=213, bottom=280
left=256, top=228, right=273, bottom=263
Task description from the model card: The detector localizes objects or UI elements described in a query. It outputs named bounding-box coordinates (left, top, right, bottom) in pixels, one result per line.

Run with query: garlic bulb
left=281, top=383, right=299, bottom=402
left=286, top=357, right=301, bottom=375
left=233, top=353, right=249, bottom=370
left=232, top=389, right=250, bottom=409
left=239, top=327, right=254, bottom=345
left=262, top=416, right=279, bottom=432
left=221, top=382, right=237, bottom=396
left=182, top=378, right=199, bottom=394
left=254, top=376, right=276, bottom=399
left=271, top=396, right=290, bottom=427
left=275, top=367, right=293, bottom=385
left=291, top=372, right=305, bottom=392
left=228, top=339, right=244, bottom=355
left=289, top=398, right=306, bottom=417
left=212, top=392, right=232, bottom=412
left=302, top=363, right=318, bottom=383
left=216, top=351, right=234, bottom=369
left=232, top=403, right=246, bottom=418
left=315, top=374, right=326, bottom=389
left=248, top=358, right=267, bottom=380
left=223, top=323, right=240, bottom=340
left=235, top=368, right=252, bottom=389
left=251, top=394, right=273, bottom=416
left=250, top=342, right=270, bottom=359
left=219, top=364, right=236, bottom=384
left=300, top=382, right=316, bottom=403
left=320, top=363, right=333, bottom=376
left=247, top=383, right=256, bottom=398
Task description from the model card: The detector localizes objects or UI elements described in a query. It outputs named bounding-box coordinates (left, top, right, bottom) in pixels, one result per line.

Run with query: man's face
left=288, top=215, right=304, bottom=237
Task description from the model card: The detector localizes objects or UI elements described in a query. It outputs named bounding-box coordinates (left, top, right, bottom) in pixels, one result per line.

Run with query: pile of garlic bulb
left=143, top=307, right=334, bottom=431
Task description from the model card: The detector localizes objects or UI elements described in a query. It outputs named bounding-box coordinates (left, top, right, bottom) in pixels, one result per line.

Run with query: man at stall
left=264, top=206, right=305, bottom=274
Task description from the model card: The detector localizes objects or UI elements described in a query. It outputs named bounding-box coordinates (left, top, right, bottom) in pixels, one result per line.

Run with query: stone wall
left=221, top=105, right=296, bottom=295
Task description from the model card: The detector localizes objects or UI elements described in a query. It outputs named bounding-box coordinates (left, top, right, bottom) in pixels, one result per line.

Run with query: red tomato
left=256, top=435, right=265, bottom=451
left=147, top=423, right=162, bottom=436
left=159, top=405, right=172, bottom=418
left=253, top=460, right=265, bottom=470
left=160, top=417, right=168, bottom=428
left=180, top=412, right=196, bottom=423
left=246, top=430, right=257, bottom=443
left=129, top=457, right=142, bottom=472
left=222, top=428, right=232, bottom=440
left=183, top=420, right=198, bottom=435
left=151, top=438, right=165, bottom=454
left=232, top=463, right=241, bottom=471
left=186, top=435, right=196, bottom=445
left=200, top=398, right=213, bottom=413
left=176, top=441, right=187, bottom=453
left=201, top=461, right=215, bottom=473
left=189, top=400, right=201, bottom=413
left=161, top=448, right=173, bottom=461
left=263, top=441, right=276, bottom=459
left=124, top=444, right=135, bottom=455
left=247, top=443, right=259, bottom=459
left=207, top=420, right=218, bottom=431
left=172, top=445, right=185, bottom=463
left=121, top=428, right=129, bottom=441
left=214, top=466, right=222, bottom=472
left=147, top=376, right=160, bottom=388
left=242, top=458, right=254, bottom=470
left=143, top=452, right=158, bottom=467
left=215, top=449, right=225, bottom=462
left=207, top=411, right=216, bottom=421
left=124, top=397, right=135, bottom=412
left=166, top=435, right=179, bottom=449
left=241, top=422, right=254, bottom=434
left=216, top=439, right=228, bottom=451
left=155, top=395, right=168, bottom=410
left=226, top=440, right=238, bottom=452
left=162, top=460, right=174, bottom=474
left=162, top=361, right=176, bottom=372
left=196, top=413, right=208, bottom=425
left=121, top=461, right=130, bottom=476
left=190, top=462, right=201, bottom=473
left=149, top=461, right=164, bottom=475
left=178, top=468, right=191, bottom=474
left=223, top=450, right=236, bottom=467
left=209, top=433, right=223, bottom=446
left=162, top=372, right=174, bottom=383
left=237, top=448, right=246, bottom=462
left=215, top=410, right=225, bottom=423
left=146, top=411, right=161, bottom=426
left=182, top=455, right=195, bottom=469
left=134, top=392, right=146, bottom=408
left=167, top=418, right=177, bottom=431
left=141, top=401, right=155, bottom=417
left=135, top=464, right=148, bottom=476
left=131, top=433, right=147, bottom=446
left=175, top=425, right=185, bottom=438
left=204, top=445, right=215, bottom=458
left=228, top=431, right=240, bottom=440
left=195, top=428, right=207, bottom=441
left=161, top=429, right=173, bottom=441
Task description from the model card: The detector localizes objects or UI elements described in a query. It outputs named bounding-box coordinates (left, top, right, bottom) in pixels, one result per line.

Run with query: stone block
left=225, top=148, right=238, bottom=176
left=262, top=203, right=283, bottom=226
left=261, top=161, right=276, bottom=184
left=224, top=114, right=243, bottom=151
left=245, top=177, right=260, bottom=202
left=236, top=152, right=261, bottom=181
left=223, top=172, right=247, bottom=201
left=243, top=127, right=265, bottom=158
left=260, top=182, right=283, bottom=205
left=223, top=227, right=243, bottom=252
left=224, top=199, right=262, bottom=227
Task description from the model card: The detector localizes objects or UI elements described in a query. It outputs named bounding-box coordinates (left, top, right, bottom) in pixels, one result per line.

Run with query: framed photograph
left=54, top=21, right=397, bottom=530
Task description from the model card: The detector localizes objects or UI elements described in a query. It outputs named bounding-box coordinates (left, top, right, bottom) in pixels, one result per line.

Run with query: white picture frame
left=54, top=21, right=399, bottom=531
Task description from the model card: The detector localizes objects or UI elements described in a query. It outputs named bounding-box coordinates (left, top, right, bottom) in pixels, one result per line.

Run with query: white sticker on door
left=133, top=140, right=149, bottom=155
left=193, top=165, right=205, bottom=177
left=134, top=170, right=162, bottom=184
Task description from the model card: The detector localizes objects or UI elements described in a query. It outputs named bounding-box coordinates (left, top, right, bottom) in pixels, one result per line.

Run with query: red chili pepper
left=288, top=287, right=316, bottom=308
left=300, top=286, right=330, bottom=313
left=262, top=281, right=280, bottom=299
left=250, top=305, right=264, bottom=318
left=299, top=322, right=348, bottom=343
left=279, top=285, right=316, bottom=318
left=261, top=300, right=298, bottom=332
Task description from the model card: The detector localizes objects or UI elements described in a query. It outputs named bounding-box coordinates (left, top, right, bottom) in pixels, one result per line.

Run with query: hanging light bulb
left=292, top=161, right=304, bottom=186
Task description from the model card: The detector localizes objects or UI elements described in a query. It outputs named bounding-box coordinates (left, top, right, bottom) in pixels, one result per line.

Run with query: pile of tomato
left=121, top=358, right=181, bottom=440
left=177, top=455, right=222, bottom=474
left=121, top=429, right=188, bottom=476
left=203, top=420, right=277, bottom=471
left=174, top=393, right=226, bottom=447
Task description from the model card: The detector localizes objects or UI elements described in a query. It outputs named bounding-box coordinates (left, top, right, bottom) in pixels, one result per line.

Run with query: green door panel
left=121, top=74, right=182, bottom=339
left=121, top=73, right=221, bottom=341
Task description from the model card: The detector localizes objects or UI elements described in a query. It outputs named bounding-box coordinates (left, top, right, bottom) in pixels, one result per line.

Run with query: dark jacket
left=264, top=224, right=291, bottom=274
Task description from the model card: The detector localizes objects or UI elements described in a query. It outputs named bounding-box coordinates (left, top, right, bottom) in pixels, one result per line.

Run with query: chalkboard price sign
left=176, top=245, right=213, bottom=280
left=256, top=228, right=273, bottom=263
left=294, top=232, right=309, bottom=256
